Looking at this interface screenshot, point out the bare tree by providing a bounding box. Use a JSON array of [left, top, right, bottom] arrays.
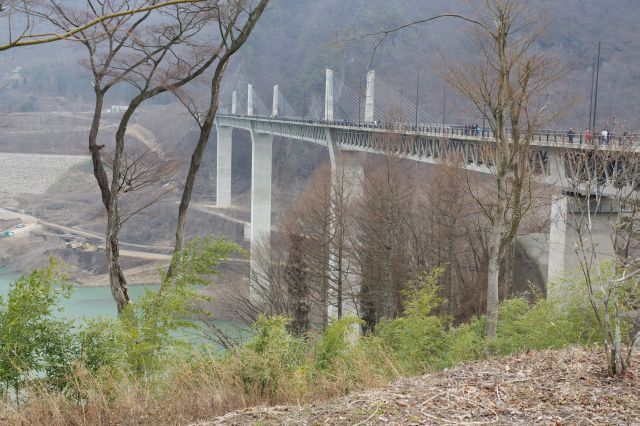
[[355, 143, 415, 328], [422, 157, 480, 320], [441, 0, 567, 339], [559, 140, 640, 377], [43, 0, 237, 312], [169, 0, 270, 274], [103, 146, 179, 224], [229, 162, 358, 333], [0, 0, 207, 51]]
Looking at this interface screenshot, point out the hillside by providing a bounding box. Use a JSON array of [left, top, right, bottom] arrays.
[[229, 0, 640, 130], [3, 1, 638, 130], [204, 347, 639, 425]]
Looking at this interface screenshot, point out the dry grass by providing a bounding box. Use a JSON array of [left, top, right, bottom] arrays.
[[1, 344, 392, 426], [6, 346, 637, 425], [203, 346, 640, 425]]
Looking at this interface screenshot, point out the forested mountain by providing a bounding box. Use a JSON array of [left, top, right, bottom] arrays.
[[229, 0, 640, 129], [1, 0, 638, 129]]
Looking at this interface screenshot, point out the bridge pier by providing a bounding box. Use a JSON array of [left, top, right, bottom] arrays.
[[249, 128, 273, 302], [327, 128, 364, 321], [547, 149, 568, 297], [364, 70, 375, 122], [338, 153, 364, 321], [215, 125, 233, 208], [547, 194, 568, 296]]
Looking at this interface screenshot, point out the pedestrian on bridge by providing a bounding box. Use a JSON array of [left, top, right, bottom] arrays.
[[568, 128, 575, 143], [585, 129, 592, 144]]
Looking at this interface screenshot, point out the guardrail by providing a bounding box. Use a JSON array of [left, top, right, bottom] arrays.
[[218, 113, 639, 147]]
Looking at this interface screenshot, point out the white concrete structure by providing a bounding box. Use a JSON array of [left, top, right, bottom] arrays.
[[247, 84, 254, 116], [215, 125, 233, 208], [231, 91, 237, 115], [272, 85, 279, 117], [364, 70, 375, 123], [324, 69, 334, 121], [214, 68, 639, 308], [547, 195, 568, 294], [249, 128, 273, 302]]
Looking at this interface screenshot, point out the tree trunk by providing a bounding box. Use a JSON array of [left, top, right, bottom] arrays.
[[382, 221, 394, 319], [88, 88, 111, 209], [169, 109, 216, 278], [107, 97, 143, 314], [485, 225, 501, 340], [88, 87, 130, 313], [106, 203, 129, 313], [505, 242, 515, 298]]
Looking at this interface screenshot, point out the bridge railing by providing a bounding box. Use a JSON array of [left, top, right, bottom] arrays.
[[218, 114, 639, 147]]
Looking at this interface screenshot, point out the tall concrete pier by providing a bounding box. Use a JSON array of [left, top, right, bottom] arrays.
[[249, 128, 273, 302], [215, 125, 232, 208]]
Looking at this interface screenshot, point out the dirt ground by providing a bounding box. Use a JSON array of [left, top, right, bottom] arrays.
[[202, 347, 639, 425]]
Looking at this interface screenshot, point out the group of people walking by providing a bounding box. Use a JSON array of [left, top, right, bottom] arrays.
[[463, 124, 482, 136], [566, 128, 625, 145]]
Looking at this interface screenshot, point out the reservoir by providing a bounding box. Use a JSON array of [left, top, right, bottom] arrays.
[[0, 266, 158, 319], [0, 266, 247, 345]]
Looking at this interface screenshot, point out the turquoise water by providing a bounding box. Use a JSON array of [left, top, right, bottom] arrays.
[[0, 267, 248, 346], [0, 266, 158, 319]]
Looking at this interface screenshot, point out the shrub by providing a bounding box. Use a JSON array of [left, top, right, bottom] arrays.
[[441, 317, 485, 366], [235, 316, 308, 400], [375, 269, 449, 373], [495, 296, 599, 355], [0, 260, 77, 397], [315, 316, 362, 371]]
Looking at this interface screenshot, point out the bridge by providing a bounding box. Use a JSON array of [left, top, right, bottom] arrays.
[[213, 69, 639, 314]]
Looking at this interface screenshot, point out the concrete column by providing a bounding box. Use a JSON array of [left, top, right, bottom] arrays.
[[215, 125, 233, 208], [249, 128, 273, 302], [547, 194, 568, 298], [548, 148, 566, 184], [340, 154, 364, 321], [326, 128, 364, 322], [272, 84, 279, 117], [231, 91, 237, 115], [247, 84, 254, 116], [364, 69, 375, 123], [324, 69, 334, 121]]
